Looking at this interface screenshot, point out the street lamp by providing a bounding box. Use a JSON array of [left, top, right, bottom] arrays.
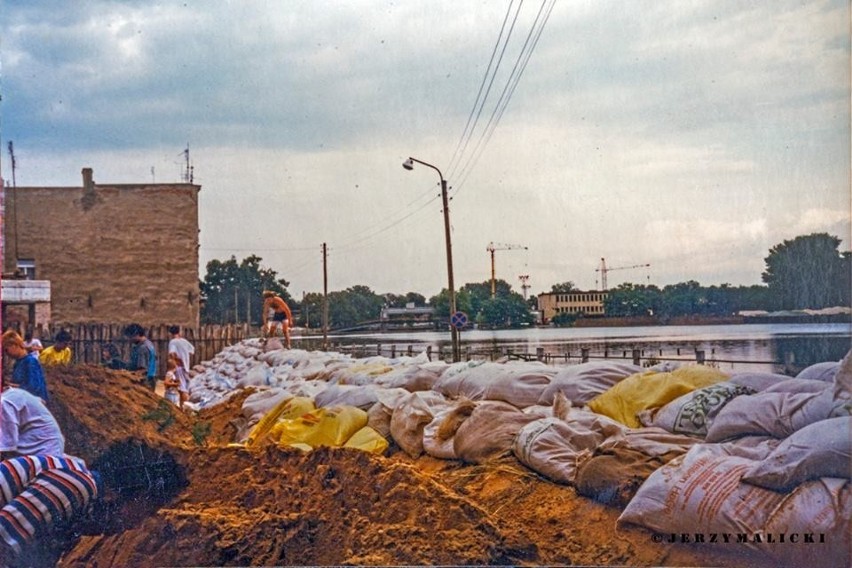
[[402, 156, 461, 362]]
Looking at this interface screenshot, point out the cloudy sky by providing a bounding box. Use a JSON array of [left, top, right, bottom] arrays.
[[2, 0, 849, 299]]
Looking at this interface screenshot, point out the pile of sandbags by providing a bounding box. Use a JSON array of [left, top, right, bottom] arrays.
[[190, 337, 851, 567]]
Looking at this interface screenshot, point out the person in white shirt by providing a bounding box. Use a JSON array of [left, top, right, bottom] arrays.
[[0, 385, 99, 560], [0, 385, 64, 458], [23, 332, 43, 354], [167, 325, 195, 370]]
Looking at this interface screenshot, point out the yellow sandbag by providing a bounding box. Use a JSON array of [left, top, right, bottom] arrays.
[[349, 363, 394, 377], [266, 399, 319, 439], [246, 396, 316, 447], [344, 426, 389, 455], [277, 405, 369, 448], [587, 365, 728, 428]]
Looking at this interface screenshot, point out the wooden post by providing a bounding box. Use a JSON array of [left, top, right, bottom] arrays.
[[784, 351, 796, 374], [407, 345, 413, 357], [426, 346, 432, 361], [377, 343, 382, 357], [581, 348, 590, 363], [391, 345, 396, 358], [695, 349, 706, 365], [632, 349, 641, 366], [536, 347, 544, 361]]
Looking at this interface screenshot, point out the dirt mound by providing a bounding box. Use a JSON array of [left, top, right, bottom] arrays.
[[46, 365, 197, 465], [63, 445, 523, 566], [27, 365, 751, 567]]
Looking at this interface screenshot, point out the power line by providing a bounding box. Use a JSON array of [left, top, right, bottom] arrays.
[[446, 0, 519, 177], [453, 0, 556, 195]]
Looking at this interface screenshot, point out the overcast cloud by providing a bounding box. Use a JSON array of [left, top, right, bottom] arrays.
[[1, 0, 849, 298]]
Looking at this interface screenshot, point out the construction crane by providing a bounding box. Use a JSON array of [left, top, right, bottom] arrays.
[[487, 242, 528, 297], [595, 258, 650, 291], [518, 274, 531, 301]]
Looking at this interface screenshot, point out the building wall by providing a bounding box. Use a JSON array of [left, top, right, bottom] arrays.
[[3, 169, 201, 327], [538, 291, 608, 322]]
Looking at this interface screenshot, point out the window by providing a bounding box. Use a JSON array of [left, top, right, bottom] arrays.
[[16, 259, 35, 280]]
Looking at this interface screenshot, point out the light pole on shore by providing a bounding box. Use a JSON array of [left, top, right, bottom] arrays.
[[402, 157, 461, 362]]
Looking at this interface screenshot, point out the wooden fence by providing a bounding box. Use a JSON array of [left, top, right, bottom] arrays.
[[12, 322, 250, 375]]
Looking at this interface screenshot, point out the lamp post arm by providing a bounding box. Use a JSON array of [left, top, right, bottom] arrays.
[[407, 157, 444, 183]]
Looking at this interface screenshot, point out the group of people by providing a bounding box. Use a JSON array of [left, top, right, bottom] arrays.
[[1, 330, 99, 561], [103, 324, 195, 409], [0, 324, 197, 559], [0, 294, 295, 559]]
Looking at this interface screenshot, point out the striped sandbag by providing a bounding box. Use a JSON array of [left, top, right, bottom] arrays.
[[0, 455, 98, 555]]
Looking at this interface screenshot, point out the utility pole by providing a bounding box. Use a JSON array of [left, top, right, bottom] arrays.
[[322, 242, 329, 350], [234, 286, 239, 324], [7, 141, 18, 264]]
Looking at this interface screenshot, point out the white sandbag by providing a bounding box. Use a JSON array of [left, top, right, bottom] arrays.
[[618, 445, 851, 567], [764, 378, 831, 394], [365, 388, 412, 439], [314, 383, 380, 410], [705, 386, 836, 442], [374, 365, 442, 392], [513, 411, 626, 484], [281, 379, 328, 400], [389, 391, 450, 458], [422, 402, 475, 460], [712, 435, 782, 461], [646, 381, 756, 436], [454, 401, 540, 464], [434, 362, 556, 408], [367, 402, 393, 439], [603, 426, 701, 458], [796, 361, 840, 383], [742, 416, 852, 491], [834, 350, 851, 414], [728, 371, 791, 392], [236, 363, 273, 388], [241, 388, 292, 420], [537, 361, 643, 405], [482, 366, 556, 408]]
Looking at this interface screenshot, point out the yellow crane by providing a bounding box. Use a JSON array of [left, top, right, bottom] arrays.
[[595, 258, 650, 291], [487, 242, 528, 297]]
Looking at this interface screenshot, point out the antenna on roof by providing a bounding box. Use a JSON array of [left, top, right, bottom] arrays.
[[182, 144, 193, 183]]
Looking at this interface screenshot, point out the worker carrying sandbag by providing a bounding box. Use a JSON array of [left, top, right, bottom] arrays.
[[262, 290, 293, 349]]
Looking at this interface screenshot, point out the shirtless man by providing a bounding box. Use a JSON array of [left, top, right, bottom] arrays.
[[262, 290, 293, 348]]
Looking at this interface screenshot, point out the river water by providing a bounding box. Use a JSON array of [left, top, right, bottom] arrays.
[[304, 323, 851, 374]]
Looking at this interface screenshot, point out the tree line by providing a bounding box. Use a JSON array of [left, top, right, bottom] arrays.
[[200, 233, 850, 329]]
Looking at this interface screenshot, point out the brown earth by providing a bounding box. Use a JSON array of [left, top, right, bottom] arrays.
[[18, 364, 766, 567]]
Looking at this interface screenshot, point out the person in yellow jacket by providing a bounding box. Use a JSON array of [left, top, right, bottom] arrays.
[[38, 330, 72, 366]]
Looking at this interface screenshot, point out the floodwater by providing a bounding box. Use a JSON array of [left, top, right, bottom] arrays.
[[302, 323, 851, 374]]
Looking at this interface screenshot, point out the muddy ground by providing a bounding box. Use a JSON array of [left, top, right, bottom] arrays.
[[16, 364, 767, 567]]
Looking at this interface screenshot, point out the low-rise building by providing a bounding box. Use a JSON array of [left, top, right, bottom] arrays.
[[2, 167, 201, 328], [537, 290, 608, 323]]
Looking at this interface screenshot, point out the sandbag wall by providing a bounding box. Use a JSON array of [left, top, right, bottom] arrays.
[[186, 339, 851, 565]]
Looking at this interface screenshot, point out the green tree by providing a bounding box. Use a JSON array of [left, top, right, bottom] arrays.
[[429, 288, 473, 327], [382, 292, 427, 308], [550, 281, 578, 293], [477, 294, 535, 327], [327, 285, 384, 329], [603, 283, 662, 317], [551, 311, 579, 327], [300, 292, 324, 328], [762, 233, 850, 309], [200, 255, 292, 324], [430, 280, 532, 328]]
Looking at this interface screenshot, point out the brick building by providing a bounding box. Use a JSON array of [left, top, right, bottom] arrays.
[[2, 168, 201, 328], [537, 290, 608, 323]]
